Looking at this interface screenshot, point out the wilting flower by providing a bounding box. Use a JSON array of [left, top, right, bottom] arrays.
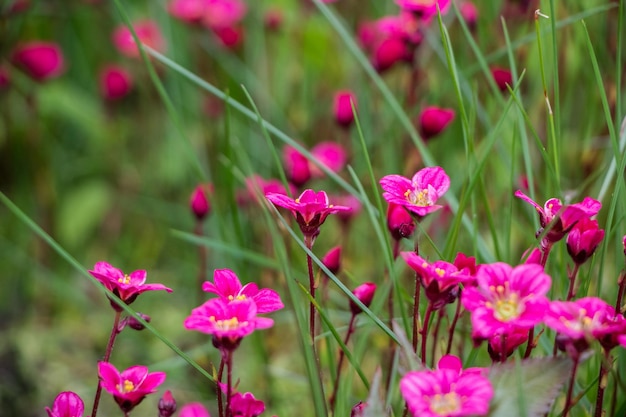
[[99, 65, 133, 101], [112, 20, 166, 58], [491, 67, 512, 91], [310, 141, 347, 178], [350, 282, 377, 315], [566, 218, 604, 265], [89, 261, 172, 310], [333, 90, 358, 128], [202, 269, 284, 314], [419, 106, 455, 140], [322, 246, 342, 275], [158, 390, 177, 417], [461, 262, 551, 339], [283, 145, 311, 186], [45, 391, 84, 417], [265, 189, 352, 241], [98, 362, 166, 413], [380, 166, 450, 217], [184, 298, 273, 350], [402, 253, 473, 308], [514, 190, 601, 243], [11, 41, 64, 81], [190, 184, 213, 221], [179, 403, 210, 417], [400, 355, 493, 417]]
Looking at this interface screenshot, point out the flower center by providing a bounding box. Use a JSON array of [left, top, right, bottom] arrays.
[[117, 379, 135, 393], [228, 294, 247, 302], [210, 316, 247, 331], [486, 284, 522, 322], [405, 188, 431, 207], [429, 392, 461, 415], [118, 274, 131, 285], [434, 267, 446, 277]]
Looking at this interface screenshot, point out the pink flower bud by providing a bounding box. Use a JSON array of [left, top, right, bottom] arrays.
[[418, 106, 455, 140], [350, 282, 377, 315], [190, 184, 212, 221], [460, 2, 478, 30], [99, 65, 133, 101], [373, 37, 411, 73], [322, 246, 341, 275], [213, 26, 244, 49], [127, 313, 151, 331], [11, 41, 64, 81], [387, 203, 415, 241], [491, 67, 512, 92], [566, 218, 604, 265], [333, 90, 357, 128], [158, 390, 177, 417]]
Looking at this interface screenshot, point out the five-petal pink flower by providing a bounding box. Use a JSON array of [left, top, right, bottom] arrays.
[[98, 362, 166, 413], [380, 166, 450, 217]]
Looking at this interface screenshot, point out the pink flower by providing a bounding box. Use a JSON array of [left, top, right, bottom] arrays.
[[419, 106, 455, 140], [333, 90, 357, 127], [168, 0, 207, 24], [322, 246, 342, 275], [566, 218, 604, 265], [190, 184, 213, 221], [202, 269, 284, 314], [487, 327, 528, 362], [387, 203, 416, 241], [112, 20, 166, 58], [45, 392, 84, 417], [491, 67, 512, 92], [350, 282, 377, 315], [402, 253, 473, 308], [514, 190, 601, 243], [461, 262, 551, 339], [373, 37, 412, 73], [400, 355, 493, 417], [460, 2, 478, 30], [283, 145, 311, 186], [240, 175, 295, 206], [203, 0, 247, 30], [265, 189, 352, 239], [98, 362, 166, 413], [89, 261, 172, 310], [332, 194, 362, 224], [184, 298, 273, 350], [99, 65, 133, 101], [230, 391, 265, 417], [380, 166, 450, 217], [11, 41, 64, 81], [179, 403, 210, 417], [310, 141, 347, 178], [212, 26, 244, 49], [395, 0, 451, 23]]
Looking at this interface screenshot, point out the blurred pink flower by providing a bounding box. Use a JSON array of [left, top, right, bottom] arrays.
[[419, 106, 455, 140], [460, 1, 478, 29], [213, 25, 244, 48], [332, 193, 362, 224], [400, 354, 493, 417], [168, 0, 207, 24], [310, 141, 347, 177], [395, 0, 451, 23], [373, 37, 412, 73], [380, 166, 450, 217], [99, 65, 133, 101], [566, 218, 604, 265], [112, 20, 166, 58], [11, 41, 64, 81], [350, 282, 377, 315], [264, 8, 284, 31], [461, 262, 551, 339], [45, 391, 84, 417], [283, 145, 311, 186], [203, 0, 247, 29], [241, 175, 295, 205], [89, 261, 172, 310], [333, 90, 357, 128], [98, 362, 166, 413], [202, 268, 284, 314], [190, 183, 213, 221], [491, 66, 512, 91], [358, 14, 419, 73], [179, 403, 211, 417], [265, 189, 352, 239], [322, 246, 342, 275]]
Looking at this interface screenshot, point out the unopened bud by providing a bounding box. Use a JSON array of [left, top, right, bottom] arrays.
[[387, 203, 415, 241], [322, 246, 341, 275], [350, 282, 376, 315], [190, 184, 212, 221], [158, 390, 177, 417]]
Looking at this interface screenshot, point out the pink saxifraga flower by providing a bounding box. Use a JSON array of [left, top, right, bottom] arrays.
[[265, 189, 352, 240], [322, 246, 342, 275], [309, 141, 347, 178], [11, 41, 64, 81], [179, 402, 210, 417], [566, 218, 604, 265], [202, 268, 284, 314], [400, 354, 493, 417], [333, 90, 358, 128], [395, 0, 451, 23], [283, 145, 311, 186], [350, 282, 377, 315], [461, 262, 551, 339], [380, 166, 450, 217], [112, 20, 166, 58], [99, 65, 133, 101], [98, 362, 166, 413], [419, 106, 455, 140], [89, 261, 172, 310], [45, 391, 85, 417], [491, 66, 512, 92]]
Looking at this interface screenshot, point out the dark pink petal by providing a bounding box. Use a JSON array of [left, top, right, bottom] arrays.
[[47, 391, 84, 417], [509, 263, 551, 296], [514, 190, 542, 212], [210, 268, 243, 297], [250, 288, 284, 314], [128, 269, 148, 285], [98, 361, 122, 395]]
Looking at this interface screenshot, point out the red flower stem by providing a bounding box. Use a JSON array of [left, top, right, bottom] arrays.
[[412, 274, 422, 352], [217, 356, 225, 417], [500, 334, 507, 363], [445, 298, 462, 355], [430, 310, 444, 367], [562, 355, 580, 416], [91, 310, 122, 417], [329, 313, 356, 412], [566, 263, 581, 301], [420, 303, 434, 365], [615, 272, 626, 315], [226, 350, 233, 417], [523, 327, 535, 359], [594, 349, 611, 417], [540, 241, 552, 267], [194, 221, 207, 307]]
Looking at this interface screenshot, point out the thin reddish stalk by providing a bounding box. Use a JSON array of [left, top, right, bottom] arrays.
[[412, 275, 421, 352], [594, 349, 611, 417], [226, 351, 233, 417], [523, 328, 535, 359], [566, 263, 581, 301], [329, 313, 356, 412], [615, 272, 626, 316], [430, 309, 444, 367], [91, 310, 122, 417], [445, 298, 462, 355], [217, 356, 225, 417], [420, 303, 434, 365], [562, 355, 580, 416]]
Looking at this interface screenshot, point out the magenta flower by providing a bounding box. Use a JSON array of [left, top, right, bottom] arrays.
[[333, 90, 358, 128], [310, 141, 347, 178], [491, 66, 512, 92], [179, 403, 210, 417], [265, 189, 352, 240], [387, 202, 416, 241], [350, 282, 377, 315], [89, 262, 172, 310], [460, 1, 478, 30], [566, 218, 604, 265], [202, 268, 284, 314], [487, 327, 528, 362], [202, 0, 247, 30], [112, 20, 166, 58], [98, 362, 166, 413], [400, 355, 493, 417], [168, 0, 207, 24], [402, 253, 473, 308], [282, 145, 311, 186], [230, 391, 265, 417], [514, 190, 601, 243], [184, 298, 273, 350], [322, 246, 342, 275], [419, 106, 455, 140], [11, 41, 64, 81], [380, 166, 450, 217], [395, 0, 451, 23], [190, 183, 213, 221], [461, 262, 551, 339], [373, 37, 412, 72], [99, 65, 133, 101], [45, 392, 84, 417]]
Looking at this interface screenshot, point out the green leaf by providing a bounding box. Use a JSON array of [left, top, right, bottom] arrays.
[[487, 357, 573, 417]]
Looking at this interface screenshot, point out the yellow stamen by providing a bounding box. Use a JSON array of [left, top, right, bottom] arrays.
[[429, 392, 461, 415], [118, 274, 131, 285], [117, 380, 135, 393]]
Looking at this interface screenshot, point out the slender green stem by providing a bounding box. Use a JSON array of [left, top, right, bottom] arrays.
[[91, 310, 122, 417]]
